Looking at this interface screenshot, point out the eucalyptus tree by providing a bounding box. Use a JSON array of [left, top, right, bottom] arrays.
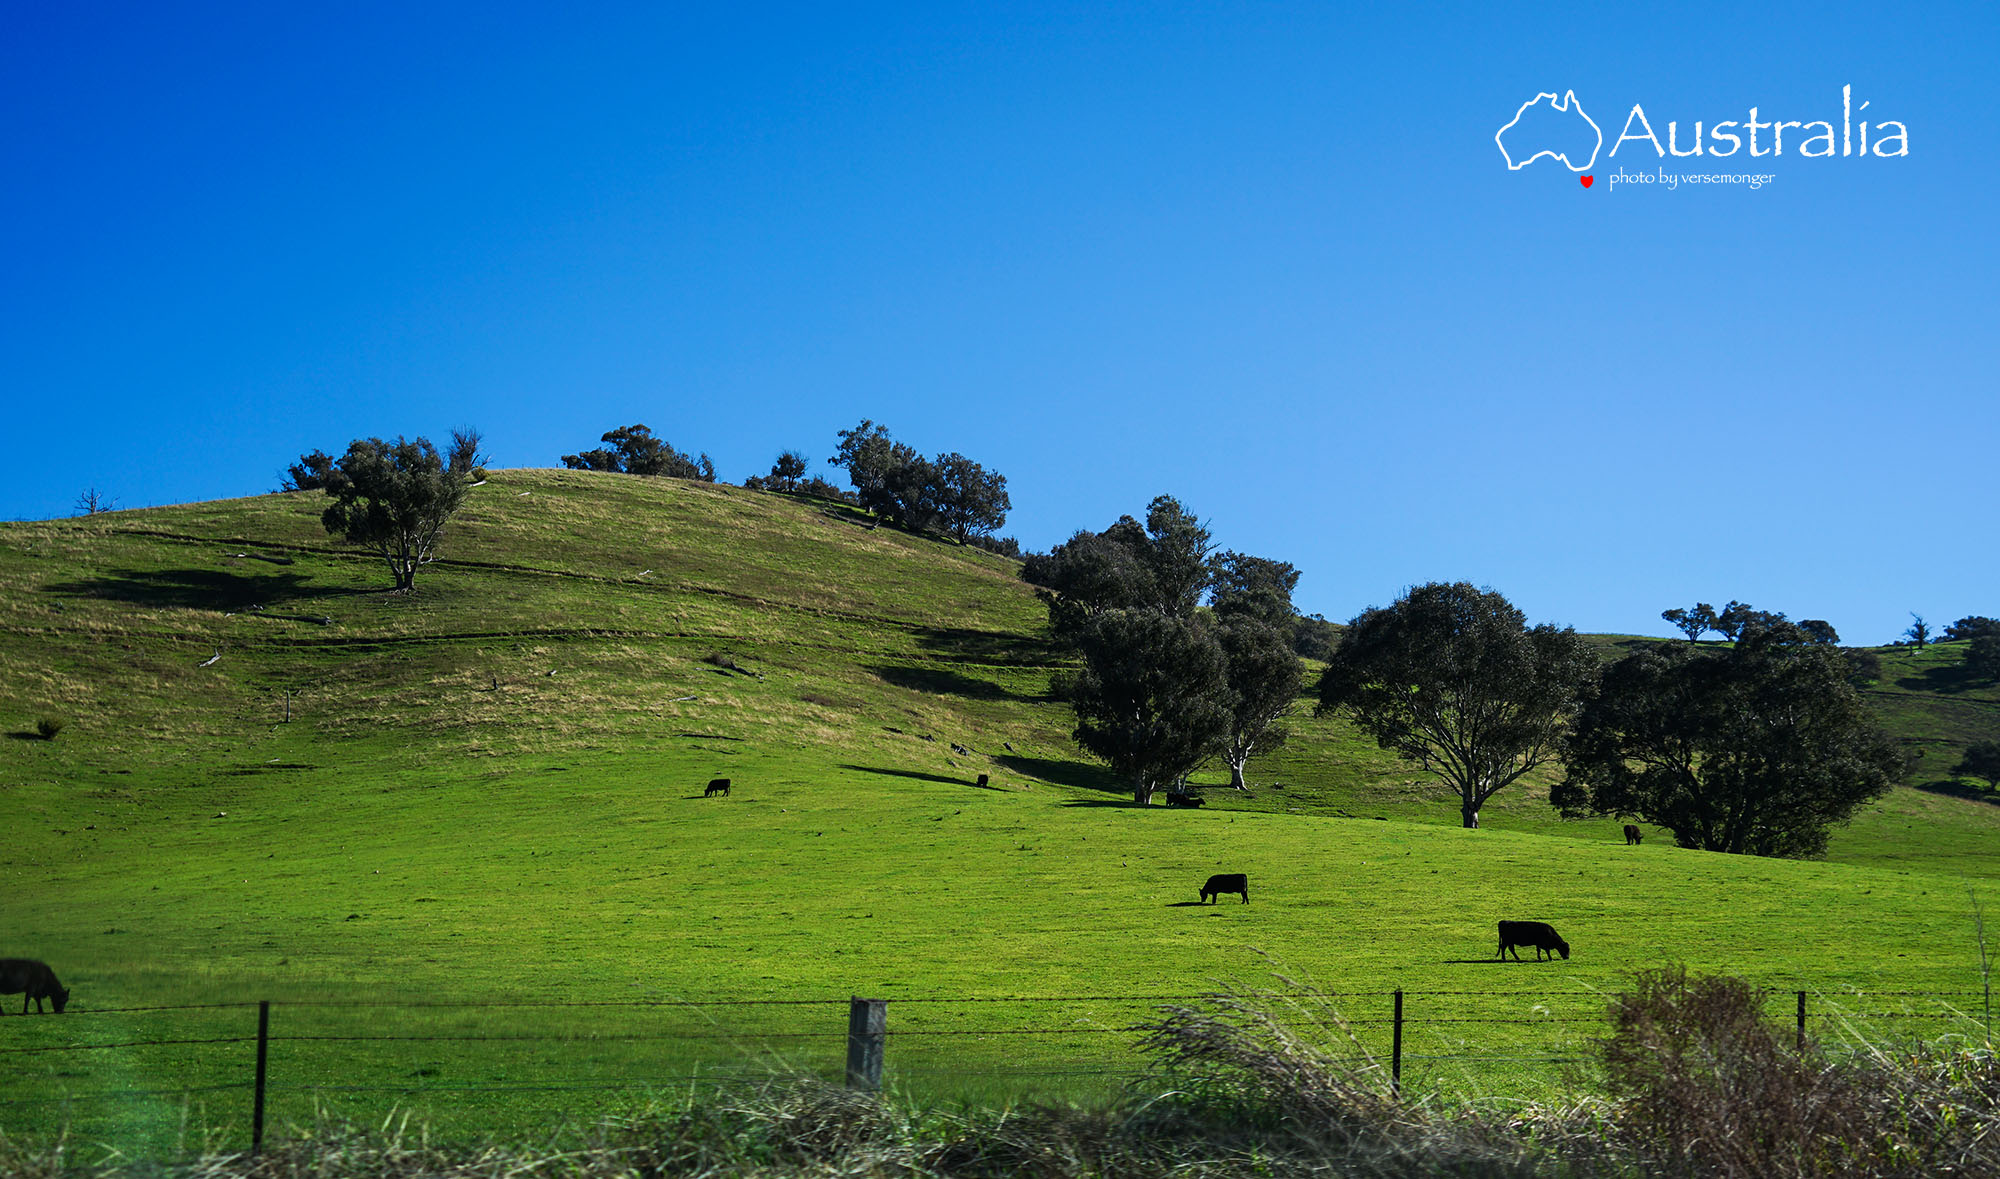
[[1318, 581, 1596, 828]]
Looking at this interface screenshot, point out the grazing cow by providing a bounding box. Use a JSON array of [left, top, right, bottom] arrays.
[[1200, 873, 1249, 904], [704, 778, 731, 797], [1623, 824, 1642, 845], [976, 773, 989, 788], [1497, 921, 1570, 961], [0, 959, 70, 1014], [1166, 793, 1206, 808]]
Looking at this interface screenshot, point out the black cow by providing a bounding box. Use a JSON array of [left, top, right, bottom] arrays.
[[704, 778, 731, 797], [1497, 921, 1569, 961], [0, 959, 70, 1014], [1200, 873, 1249, 904], [1623, 824, 1642, 845], [976, 773, 990, 788], [1165, 793, 1206, 808]]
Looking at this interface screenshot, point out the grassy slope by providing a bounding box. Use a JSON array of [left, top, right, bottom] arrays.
[[2, 470, 1998, 1147]]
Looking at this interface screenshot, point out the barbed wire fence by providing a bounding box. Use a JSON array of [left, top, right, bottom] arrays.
[[1, 988, 1992, 1154]]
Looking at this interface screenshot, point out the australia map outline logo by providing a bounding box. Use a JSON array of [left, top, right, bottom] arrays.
[[1495, 90, 1602, 172]]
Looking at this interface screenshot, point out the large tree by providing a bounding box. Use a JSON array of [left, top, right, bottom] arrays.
[[320, 436, 473, 592], [1661, 603, 1716, 644], [1030, 497, 1253, 803], [1210, 551, 1306, 790], [1554, 622, 1899, 857], [1062, 609, 1231, 805], [1316, 581, 1596, 828], [1214, 615, 1302, 790]]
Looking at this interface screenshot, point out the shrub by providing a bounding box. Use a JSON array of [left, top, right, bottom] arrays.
[[1597, 964, 2000, 1178], [966, 533, 1022, 558], [1945, 616, 2000, 642], [33, 717, 64, 740]]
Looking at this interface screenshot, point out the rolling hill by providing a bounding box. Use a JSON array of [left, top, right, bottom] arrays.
[[2, 469, 1997, 1148]]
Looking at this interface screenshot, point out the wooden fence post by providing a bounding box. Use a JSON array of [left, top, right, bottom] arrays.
[[1391, 989, 1404, 1095], [252, 1000, 270, 1154], [846, 997, 887, 1090], [1796, 991, 1807, 1052]]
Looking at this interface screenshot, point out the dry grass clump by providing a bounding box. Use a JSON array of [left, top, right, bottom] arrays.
[[1133, 980, 1542, 1178], [1593, 963, 2000, 1178]]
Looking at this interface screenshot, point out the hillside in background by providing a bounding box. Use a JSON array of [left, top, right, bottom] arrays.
[[2, 468, 1995, 864]]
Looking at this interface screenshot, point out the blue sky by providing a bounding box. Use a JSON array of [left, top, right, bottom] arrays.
[[4, 3, 1992, 643]]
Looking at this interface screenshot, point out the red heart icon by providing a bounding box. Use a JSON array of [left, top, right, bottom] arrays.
[[1581, 175, 1594, 188]]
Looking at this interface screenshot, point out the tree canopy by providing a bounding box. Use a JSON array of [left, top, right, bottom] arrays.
[[1021, 495, 1213, 634], [1316, 581, 1595, 828], [319, 436, 473, 592], [1208, 551, 1305, 790], [1026, 497, 1299, 802], [1554, 621, 1900, 857], [1060, 609, 1232, 804], [282, 449, 342, 493], [1661, 603, 1716, 644], [828, 420, 1009, 541], [563, 424, 715, 481], [1945, 616, 2000, 642]]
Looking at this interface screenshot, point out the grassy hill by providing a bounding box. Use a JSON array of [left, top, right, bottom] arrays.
[[3, 470, 1998, 1152]]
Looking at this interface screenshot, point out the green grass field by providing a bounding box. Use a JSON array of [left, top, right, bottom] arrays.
[[3, 470, 1998, 1157]]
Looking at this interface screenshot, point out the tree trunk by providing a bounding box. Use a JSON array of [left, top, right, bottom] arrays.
[[1133, 773, 1154, 806], [1461, 802, 1480, 829], [1227, 758, 1247, 791]]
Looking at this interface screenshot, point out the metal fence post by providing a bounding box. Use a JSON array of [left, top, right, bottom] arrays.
[[252, 1000, 270, 1154], [846, 997, 887, 1090], [1391, 989, 1404, 1095]]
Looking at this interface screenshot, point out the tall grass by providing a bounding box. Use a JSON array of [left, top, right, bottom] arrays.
[[19, 968, 1997, 1178]]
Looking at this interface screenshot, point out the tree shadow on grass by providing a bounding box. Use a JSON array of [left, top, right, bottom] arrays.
[[870, 663, 1049, 703], [1895, 661, 1992, 695], [1912, 778, 2000, 806], [993, 754, 1125, 796], [838, 765, 1006, 790], [45, 567, 362, 613], [911, 626, 1063, 666], [1442, 959, 1520, 966]]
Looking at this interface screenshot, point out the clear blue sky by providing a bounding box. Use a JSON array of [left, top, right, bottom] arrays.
[[5, 2, 1993, 644]]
